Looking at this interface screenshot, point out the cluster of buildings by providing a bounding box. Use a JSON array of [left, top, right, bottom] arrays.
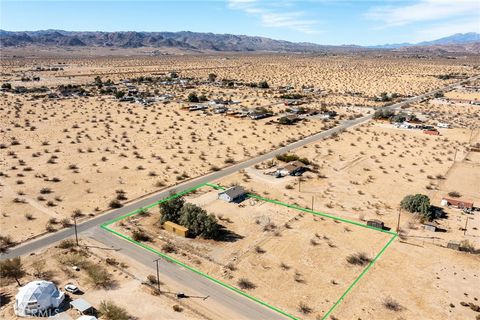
[[14, 280, 96, 319]]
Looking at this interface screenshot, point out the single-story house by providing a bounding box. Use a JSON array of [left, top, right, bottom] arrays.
[[218, 186, 246, 203], [276, 161, 306, 177], [441, 197, 474, 209]]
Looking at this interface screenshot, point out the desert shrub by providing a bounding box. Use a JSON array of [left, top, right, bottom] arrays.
[[86, 265, 114, 288], [172, 305, 183, 312], [132, 229, 151, 242], [162, 243, 176, 253], [298, 302, 313, 314], [0, 257, 25, 285], [0, 235, 14, 253], [147, 274, 158, 285], [237, 278, 256, 290], [109, 199, 123, 208], [373, 108, 395, 120], [58, 239, 76, 249], [346, 252, 371, 266], [447, 191, 461, 198], [98, 300, 129, 320], [383, 296, 403, 311]]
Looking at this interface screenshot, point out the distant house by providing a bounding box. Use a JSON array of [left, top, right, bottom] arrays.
[[189, 105, 208, 111], [213, 105, 228, 114], [249, 112, 272, 120], [441, 197, 474, 209], [218, 186, 246, 202], [436, 122, 450, 129], [276, 160, 306, 177]]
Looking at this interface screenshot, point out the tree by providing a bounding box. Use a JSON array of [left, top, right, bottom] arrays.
[[115, 90, 126, 99], [208, 73, 217, 82], [0, 257, 25, 286], [373, 108, 395, 120], [258, 81, 269, 89], [159, 196, 185, 224], [179, 203, 219, 239], [1, 82, 12, 90], [187, 92, 199, 103], [400, 194, 432, 219]]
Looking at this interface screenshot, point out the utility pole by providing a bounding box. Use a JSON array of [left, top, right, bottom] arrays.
[[464, 217, 470, 236], [298, 177, 301, 192], [154, 258, 161, 293], [453, 148, 458, 162], [73, 216, 79, 246], [311, 196, 314, 211], [396, 208, 401, 233]]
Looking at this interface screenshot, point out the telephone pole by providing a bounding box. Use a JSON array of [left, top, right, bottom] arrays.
[[396, 208, 401, 233], [311, 196, 314, 211], [464, 217, 470, 236], [154, 258, 161, 292], [73, 216, 79, 246]]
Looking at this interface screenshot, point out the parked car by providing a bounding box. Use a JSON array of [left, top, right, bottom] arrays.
[[65, 284, 80, 294]]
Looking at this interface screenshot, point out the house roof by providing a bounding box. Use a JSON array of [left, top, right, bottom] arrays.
[[70, 298, 93, 313], [219, 186, 245, 199], [282, 160, 305, 172]]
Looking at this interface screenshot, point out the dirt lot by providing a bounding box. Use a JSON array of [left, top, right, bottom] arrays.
[[113, 185, 393, 320]]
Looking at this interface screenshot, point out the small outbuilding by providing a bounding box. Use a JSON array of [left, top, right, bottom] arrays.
[[218, 186, 246, 203], [14, 280, 65, 317], [423, 222, 439, 232], [367, 219, 385, 229], [163, 221, 189, 237], [70, 298, 94, 316]]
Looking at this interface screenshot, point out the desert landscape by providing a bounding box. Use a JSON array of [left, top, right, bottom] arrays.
[[1, 23, 480, 320]]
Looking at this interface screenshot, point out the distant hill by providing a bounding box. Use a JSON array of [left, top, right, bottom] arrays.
[[0, 30, 478, 54], [0, 30, 351, 53], [369, 32, 480, 49]]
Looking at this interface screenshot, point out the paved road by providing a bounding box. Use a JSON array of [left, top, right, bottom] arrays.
[[2, 75, 478, 319], [85, 227, 287, 320]]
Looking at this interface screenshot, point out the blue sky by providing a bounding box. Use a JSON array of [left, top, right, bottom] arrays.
[[1, 0, 479, 46]]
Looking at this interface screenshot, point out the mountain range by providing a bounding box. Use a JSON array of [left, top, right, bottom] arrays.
[[1, 30, 479, 54]]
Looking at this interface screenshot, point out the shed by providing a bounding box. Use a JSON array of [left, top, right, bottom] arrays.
[[442, 197, 474, 209], [423, 222, 439, 232], [218, 186, 246, 202], [447, 241, 460, 250], [367, 219, 384, 229], [163, 221, 189, 237], [70, 298, 94, 315]]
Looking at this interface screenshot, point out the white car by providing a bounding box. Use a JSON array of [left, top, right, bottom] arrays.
[[64, 284, 80, 294]]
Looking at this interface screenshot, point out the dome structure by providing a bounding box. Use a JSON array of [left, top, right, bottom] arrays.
[[14, 280, 65, 317]]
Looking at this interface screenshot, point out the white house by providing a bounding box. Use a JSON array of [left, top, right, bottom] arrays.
[[218, 186, 246, 202], [14, 280, 65, 317]]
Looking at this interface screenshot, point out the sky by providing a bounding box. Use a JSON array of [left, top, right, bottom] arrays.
[[0, 0, 479, 46]]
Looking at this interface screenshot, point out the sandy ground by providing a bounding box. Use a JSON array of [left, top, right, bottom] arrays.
[[113, 186, 392, 320], [1, 53, 480, 320]]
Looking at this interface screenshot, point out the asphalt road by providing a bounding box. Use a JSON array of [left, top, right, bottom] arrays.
[[2, 75, 478, 319]]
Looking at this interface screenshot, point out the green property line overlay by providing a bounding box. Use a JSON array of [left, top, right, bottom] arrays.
[[101, 182, 397, 320]]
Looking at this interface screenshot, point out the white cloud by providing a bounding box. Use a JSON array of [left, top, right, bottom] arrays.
[[366, 0, 480, 28], [228, 0, 320, 34]]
